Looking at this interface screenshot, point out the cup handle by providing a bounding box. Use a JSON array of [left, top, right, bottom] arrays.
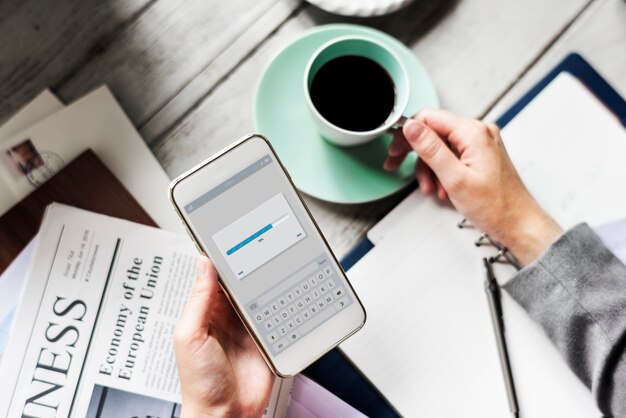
[[390, 115, 408, 132]]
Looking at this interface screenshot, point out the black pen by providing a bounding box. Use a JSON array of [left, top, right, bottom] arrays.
[[483, 258, 520, 418]]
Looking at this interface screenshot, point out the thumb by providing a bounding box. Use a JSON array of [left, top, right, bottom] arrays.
[[176, 256, 219, 340], [403, 119, 465, 190]]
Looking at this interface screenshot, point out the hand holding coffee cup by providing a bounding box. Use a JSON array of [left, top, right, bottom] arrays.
[[304, 35, 410, 147]]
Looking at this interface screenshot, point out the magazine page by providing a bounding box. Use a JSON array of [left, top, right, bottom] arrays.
[[0, 89, 64, 215], [0, 204, 291, 417]]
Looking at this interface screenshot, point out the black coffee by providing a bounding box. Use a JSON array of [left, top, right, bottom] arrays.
[[310, 55, 395, 132]]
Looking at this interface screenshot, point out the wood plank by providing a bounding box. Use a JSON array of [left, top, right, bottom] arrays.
[[0, 0, 26, 24], [486, 0, 625, 121], [410, 0, 594, 117], [154, 0, 591, 257], [56, 0, 299, 130], [142, 0, 457, 146], [0, 0, 152, 123], [139, 0, 304, 144]]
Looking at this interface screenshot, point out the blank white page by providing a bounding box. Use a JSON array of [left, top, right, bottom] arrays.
[[341, 195, 511, 416], [504, 72, 626, 228], [340, 71, 626, 416]]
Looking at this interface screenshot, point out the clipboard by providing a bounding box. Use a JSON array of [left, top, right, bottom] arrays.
[[303, 53, 626, 417]]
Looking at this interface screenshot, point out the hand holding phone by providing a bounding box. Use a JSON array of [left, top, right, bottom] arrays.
[[169, 134, 366, 376], [174, 256, 275, 417]]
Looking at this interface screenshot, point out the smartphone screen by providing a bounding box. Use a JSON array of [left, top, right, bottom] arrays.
[[170, 135, 365, 376]]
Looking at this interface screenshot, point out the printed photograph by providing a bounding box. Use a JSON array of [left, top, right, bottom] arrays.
[[1, 139, 44, 180], [86, 385, 181, 418]]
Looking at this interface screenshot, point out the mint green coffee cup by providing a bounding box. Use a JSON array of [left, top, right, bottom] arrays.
[[304, 35, 410, 147]]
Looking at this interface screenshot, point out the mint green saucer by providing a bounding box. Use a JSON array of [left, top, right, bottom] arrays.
[[254, 24, 439, 204]]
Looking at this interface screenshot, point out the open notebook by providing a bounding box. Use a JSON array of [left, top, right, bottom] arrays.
[[339, 70, 626, 416]]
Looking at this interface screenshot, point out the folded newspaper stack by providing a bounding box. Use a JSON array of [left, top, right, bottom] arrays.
[[1, 203, 201, 417], [0, 89, 366, 418]]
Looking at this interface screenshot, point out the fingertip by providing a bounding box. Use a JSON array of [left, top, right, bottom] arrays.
[[403, 119, 425, 142], [388, 142, 403, 157], [178, 257, 217, 339], [485, 122, 500, 134], [383, 152, 409, 172], [415, 161, 435, 196], [388, 130, 409, 157], [416, 173, 433, 196], [383, 158, 395, 172], [196, 256, 210, 277]]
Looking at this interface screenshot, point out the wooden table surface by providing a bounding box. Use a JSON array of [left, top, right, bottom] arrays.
[[1, 0, 624, 258]]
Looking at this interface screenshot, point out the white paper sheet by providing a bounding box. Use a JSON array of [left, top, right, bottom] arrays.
[[0, 90, 63, 140], [341, 72, 626, 416], [0, 90, 64, 215], [503, 72, 626, 229], [0, 87, 182, 232], [341, 196, 512, 416], [0, 239, 36, 360]]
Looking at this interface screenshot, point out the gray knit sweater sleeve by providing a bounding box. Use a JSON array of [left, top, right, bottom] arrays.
[[502, 223, 626, 417]]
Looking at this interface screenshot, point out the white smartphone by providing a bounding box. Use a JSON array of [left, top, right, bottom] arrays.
[[169, 134, 366, 377]]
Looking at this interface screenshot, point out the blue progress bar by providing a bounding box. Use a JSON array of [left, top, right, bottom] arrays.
[[226, 224, 273, 255]]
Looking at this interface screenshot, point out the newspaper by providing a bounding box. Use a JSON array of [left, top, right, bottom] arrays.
[[0, 204, 291, 417]]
